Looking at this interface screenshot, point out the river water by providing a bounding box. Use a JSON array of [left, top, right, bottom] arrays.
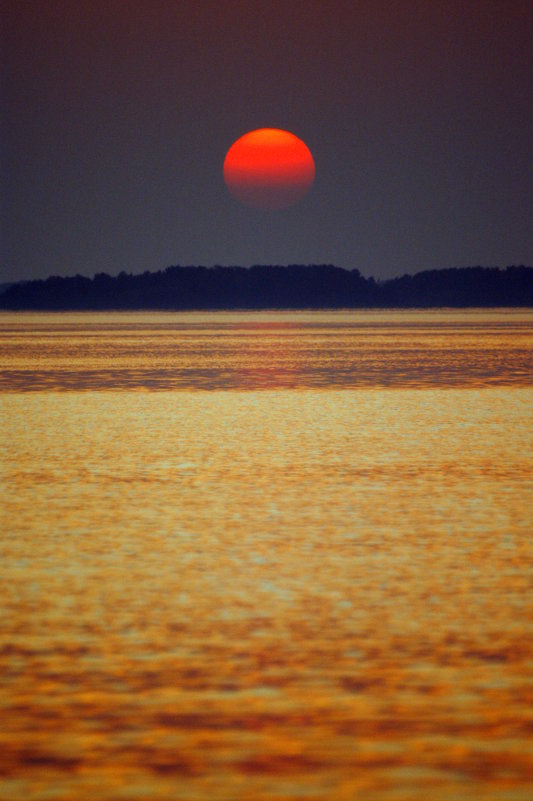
[[1, 310, 532, 800]]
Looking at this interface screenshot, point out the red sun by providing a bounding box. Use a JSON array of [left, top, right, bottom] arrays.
[[223, 128, 315, 210]]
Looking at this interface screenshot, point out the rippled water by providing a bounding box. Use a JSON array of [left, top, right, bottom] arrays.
[[1, 309, 531, 391], [1, 310, 532, 801]]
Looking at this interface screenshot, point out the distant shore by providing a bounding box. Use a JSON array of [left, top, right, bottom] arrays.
[[1, 265, 531, 310]]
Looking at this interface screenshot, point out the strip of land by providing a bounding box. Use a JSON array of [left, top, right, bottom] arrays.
[[1, 265, 531, 309]]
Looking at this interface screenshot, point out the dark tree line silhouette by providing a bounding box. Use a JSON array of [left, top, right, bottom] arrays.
[[0, 265, 531, 310]]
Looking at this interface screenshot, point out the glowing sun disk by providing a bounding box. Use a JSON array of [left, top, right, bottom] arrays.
[[223, 128, 315, 209]]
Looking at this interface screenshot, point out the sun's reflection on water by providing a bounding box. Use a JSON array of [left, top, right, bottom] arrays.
[[1, 311, 532, 800]]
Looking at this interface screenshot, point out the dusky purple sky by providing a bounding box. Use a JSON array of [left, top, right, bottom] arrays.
[[3, 0, 532, 282]]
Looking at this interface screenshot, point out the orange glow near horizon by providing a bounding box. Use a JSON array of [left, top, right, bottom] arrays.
[[223, 128, 315, 209]]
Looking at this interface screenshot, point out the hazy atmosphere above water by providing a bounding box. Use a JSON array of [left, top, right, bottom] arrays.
[[3, 1, 532, 283]]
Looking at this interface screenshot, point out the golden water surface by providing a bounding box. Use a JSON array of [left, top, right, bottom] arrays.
[[1, 311, 532, 801]]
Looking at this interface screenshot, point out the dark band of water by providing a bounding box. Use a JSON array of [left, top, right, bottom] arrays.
[[1, 310, 531, 391]]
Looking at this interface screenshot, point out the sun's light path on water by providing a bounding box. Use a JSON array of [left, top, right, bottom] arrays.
[[1, 310, 532, 800]]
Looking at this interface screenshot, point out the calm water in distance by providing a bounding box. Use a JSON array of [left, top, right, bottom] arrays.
[[1, 310, 532, 801]]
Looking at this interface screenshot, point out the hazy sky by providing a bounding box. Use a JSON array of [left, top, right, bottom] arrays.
[[3, 0, 532, 282]]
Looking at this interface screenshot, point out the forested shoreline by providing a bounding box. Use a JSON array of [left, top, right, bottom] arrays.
[[1, 265, 531, 309]]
